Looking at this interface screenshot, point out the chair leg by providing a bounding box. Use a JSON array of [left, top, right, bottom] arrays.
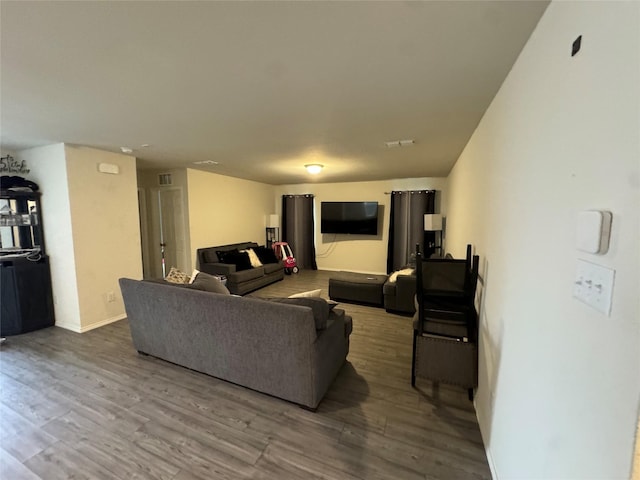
[[411, 330, 417, 387]]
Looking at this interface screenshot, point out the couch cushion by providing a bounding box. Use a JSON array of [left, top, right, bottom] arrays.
[[263, 262, 283, 275], [228, 266, 264, 283], [188, 272, 230, 295], [202, 249, 219, 264], [254, 246, 279, 264], [269, 297, 330, 330]]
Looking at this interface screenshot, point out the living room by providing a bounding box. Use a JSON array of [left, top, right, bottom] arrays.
[[1, 1, 638, 479]]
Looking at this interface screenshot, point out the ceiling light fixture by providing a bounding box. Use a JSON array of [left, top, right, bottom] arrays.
[[193, 160, 219, 165], [120, 147, 133, 154], [305, 164, 324, 174]]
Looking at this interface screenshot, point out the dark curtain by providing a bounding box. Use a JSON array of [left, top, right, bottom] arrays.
[[282, 194, 317, 270], [386, 190, 435, 273]]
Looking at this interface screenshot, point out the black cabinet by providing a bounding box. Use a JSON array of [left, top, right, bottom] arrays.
[[1, 256, 55, 335], [1, 186, 55, 335]]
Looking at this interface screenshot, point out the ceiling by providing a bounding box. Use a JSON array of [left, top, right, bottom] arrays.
[[1, 1, 548, 185]]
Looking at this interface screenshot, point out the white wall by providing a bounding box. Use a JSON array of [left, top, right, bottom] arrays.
[[444, 2, 640, 478], [275, 177, 446, 274], [65, 145, 142, 331], [186, 169, 276, 268], [19, 144, 82, 331]]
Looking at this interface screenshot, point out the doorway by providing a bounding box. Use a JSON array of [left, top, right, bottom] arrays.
[[145, 187, 188, 279]]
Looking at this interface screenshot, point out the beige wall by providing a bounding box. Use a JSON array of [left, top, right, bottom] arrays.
[[17, 144, 142, 332], [187, 169, 276, 269], [634, 416, 640, 480], [19, 143, 82, 331], [275, 177, 446, 274], [444, 1, 639, 478], [65, 145, 142, 331]]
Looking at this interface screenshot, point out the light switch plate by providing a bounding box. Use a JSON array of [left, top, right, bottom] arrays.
[[573, 259, 615, 315]]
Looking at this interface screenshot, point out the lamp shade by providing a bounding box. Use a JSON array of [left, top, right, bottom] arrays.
[[267, 214, 280, 228], [424, 214, 443, 231]]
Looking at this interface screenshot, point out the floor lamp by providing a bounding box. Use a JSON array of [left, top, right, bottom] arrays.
[[424, 214, 443, 256]]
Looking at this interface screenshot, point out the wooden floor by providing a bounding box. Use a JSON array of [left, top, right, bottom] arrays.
[[0, 270, 491, 480]]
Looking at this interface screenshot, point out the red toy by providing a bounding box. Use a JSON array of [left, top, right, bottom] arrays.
[[272, 241, 299, 274]]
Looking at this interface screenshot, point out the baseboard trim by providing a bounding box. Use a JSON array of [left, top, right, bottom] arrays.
[[475, 404, 498, 480], [54, 321, 82, 333], [485, 445, 498, 479], [80, 314, 127, 333], [55, 314, 126, 334]]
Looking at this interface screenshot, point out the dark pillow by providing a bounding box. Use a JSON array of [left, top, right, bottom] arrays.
[[269, 297, 330, 330], [216, 249, 238, 264], [223, 251, 252, 271], [187, 272, 230, 295], [254, 246, 279, 264]]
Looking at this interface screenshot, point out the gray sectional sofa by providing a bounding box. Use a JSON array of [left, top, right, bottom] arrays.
[[119, 278, 352, 409], [196, 242, 283, 295]]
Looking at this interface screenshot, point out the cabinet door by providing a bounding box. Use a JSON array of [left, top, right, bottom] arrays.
[[0, 264, 21, 335], [0, 258, 54, 335], [17, 258, 54, 332]]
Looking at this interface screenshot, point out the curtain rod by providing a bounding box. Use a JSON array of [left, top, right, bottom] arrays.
[[383, 189, 437, 194]]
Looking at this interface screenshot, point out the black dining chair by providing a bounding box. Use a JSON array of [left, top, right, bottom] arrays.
[[411, 244, 479, 400]]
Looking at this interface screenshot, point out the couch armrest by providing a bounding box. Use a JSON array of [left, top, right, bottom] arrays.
[[394, 274, 417, 313], [200, 263, 236, 276]]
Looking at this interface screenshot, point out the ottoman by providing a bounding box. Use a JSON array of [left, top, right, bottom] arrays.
[[329, 272, 388, 307]]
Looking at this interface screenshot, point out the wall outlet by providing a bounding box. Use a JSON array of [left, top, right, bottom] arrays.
[[106, 291, 116, 303]]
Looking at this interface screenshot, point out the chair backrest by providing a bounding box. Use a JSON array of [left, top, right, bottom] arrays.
[[415, 243, 480, 336], [420, 259, 468, 294]]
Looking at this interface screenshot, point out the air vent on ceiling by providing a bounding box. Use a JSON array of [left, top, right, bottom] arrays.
[[158, 173, 172, 186]]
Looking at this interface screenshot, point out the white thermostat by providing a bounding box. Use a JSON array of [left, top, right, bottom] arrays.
[[576, 210, 612, 254]]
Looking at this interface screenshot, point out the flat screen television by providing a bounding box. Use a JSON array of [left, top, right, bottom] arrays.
[[320, 201, 379, 235]]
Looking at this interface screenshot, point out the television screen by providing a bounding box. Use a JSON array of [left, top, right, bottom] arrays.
[[320, 201, 379, 235]]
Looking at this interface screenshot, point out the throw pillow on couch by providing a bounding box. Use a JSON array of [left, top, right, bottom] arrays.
[[253, 246, 279, 264], [217, 250, 252, 271], [189, 272, 230, 295]]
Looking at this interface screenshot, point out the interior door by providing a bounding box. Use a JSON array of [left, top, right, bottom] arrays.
[[149, 187, 188, 278]]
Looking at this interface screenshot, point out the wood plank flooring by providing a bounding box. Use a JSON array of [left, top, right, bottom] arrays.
[[0, 270, 491, 479]]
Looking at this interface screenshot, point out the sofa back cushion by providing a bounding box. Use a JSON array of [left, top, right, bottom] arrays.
[[203, 250, 219, 264], [269, 297, 330, 330]]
